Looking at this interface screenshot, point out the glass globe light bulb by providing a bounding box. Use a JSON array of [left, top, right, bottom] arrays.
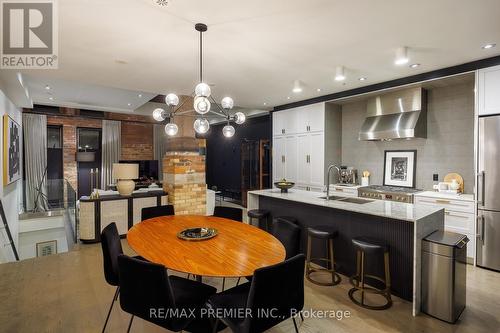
[[221, 97, 234, 110], [194, 96, 211, 114], [195, 82, 211, 97], [234, 111, 246, 125], [165, 93, 179, 106], [222, 124, 235, 138], [153, 108, 165, 121], [164, 123, 178, 136], [194, 118, 210, 134]]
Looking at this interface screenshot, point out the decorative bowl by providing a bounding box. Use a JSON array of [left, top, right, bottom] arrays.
[[177, 227, 218, 241], [274, 180, 295, 193]]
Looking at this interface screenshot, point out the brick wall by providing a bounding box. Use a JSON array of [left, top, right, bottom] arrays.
[[46, 111, 102, 190], [39, 108, 155, 190], [120, 122, 153, 160]]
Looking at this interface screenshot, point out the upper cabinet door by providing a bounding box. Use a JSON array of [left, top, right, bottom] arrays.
[[306, 103, 325, 132], [478, 65, 500, 116], [283, 108, 298, 134], [272, 111, 285, 136]]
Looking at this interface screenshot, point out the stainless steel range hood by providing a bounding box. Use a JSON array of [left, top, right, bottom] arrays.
[[358, 87, 427, 141]]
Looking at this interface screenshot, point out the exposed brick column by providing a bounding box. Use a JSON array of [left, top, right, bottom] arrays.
[[162, 136, 206, 215]]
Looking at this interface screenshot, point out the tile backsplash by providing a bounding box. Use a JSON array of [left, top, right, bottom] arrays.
[[341, 82, 474, 193]]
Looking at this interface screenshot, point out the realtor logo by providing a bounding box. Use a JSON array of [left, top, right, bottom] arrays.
[[1, 0, 58, 69]]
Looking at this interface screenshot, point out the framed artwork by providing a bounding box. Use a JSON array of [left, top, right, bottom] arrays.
[[36, 240, 58, 257], [3, 115, 21, 186], [383, 150, 417, 188]]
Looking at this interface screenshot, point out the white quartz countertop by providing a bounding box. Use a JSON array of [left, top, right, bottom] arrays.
[[414, 191, 475, 202], [248, 189, 443, 222]]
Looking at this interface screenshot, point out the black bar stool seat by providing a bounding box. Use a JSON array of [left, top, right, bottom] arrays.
[[247, 209, 270, 231], [305, 226, 341, 286], [348, 236, 392, 310]]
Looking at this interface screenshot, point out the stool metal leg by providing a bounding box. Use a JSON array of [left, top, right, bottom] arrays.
[[305, 235, 341, 286], [348, 249, 392, 310]]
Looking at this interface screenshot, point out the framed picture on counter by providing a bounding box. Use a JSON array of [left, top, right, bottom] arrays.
[[383, 150, 416, 188]]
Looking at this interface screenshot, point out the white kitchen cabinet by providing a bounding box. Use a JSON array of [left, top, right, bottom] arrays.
[[478, 65, 500, 116], [309, 132, 325, 187], [295, 132, 324, 188], [284, 135, 298, 182], [272, 111, 286, 136], [272, 136, 285, 181], [415, 192, 476, 260], [296, 134, 309, 185], [272, 102, 341, 191]]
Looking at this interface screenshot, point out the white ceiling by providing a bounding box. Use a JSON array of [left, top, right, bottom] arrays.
[[1, 0, 500, 111]]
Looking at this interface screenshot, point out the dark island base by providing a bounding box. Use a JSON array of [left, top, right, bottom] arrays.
[[259, 196, 414, 301]]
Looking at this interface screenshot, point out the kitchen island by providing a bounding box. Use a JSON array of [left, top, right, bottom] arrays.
[[248, 189, 445, 315]]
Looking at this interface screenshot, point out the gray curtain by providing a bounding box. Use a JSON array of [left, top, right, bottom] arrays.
[[101, 120, 121, 189], [23, 113, 48, 212], [153, 124, 168, 181]]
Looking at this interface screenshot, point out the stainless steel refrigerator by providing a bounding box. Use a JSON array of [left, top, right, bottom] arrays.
[[477, 115, 500, 271]]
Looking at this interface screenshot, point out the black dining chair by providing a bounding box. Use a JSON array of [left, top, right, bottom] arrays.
[[117, 254, 217, 333], [241, 219, 302, 286], [271, 219, 301, 259], [100, 223, 134, 332], [208, 254, 306, 333], [213, 206, 243, 222], [212, 206, 243, 290], [141, 205, 175, 221]]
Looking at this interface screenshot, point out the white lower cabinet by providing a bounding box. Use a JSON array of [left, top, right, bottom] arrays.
[[415, 193, 475, 260]]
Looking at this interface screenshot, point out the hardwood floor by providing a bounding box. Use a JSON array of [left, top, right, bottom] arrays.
[[0, 241, 499, 333]]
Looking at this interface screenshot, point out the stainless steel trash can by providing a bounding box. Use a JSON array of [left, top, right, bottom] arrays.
[[422, 230, 468, 323]]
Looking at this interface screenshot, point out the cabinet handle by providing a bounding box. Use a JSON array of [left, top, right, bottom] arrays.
[[435, 199, 451, 204]]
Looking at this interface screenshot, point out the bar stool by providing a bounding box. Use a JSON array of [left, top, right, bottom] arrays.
[[305, 226, 341, 286], [348, 236, 392, 310], [247, 209, 270, 231]]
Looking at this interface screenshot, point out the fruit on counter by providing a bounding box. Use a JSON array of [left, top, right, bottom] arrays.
[[362, 171, 370, 178]]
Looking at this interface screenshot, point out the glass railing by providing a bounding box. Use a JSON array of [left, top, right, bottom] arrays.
[[21, 179, 78, 244]]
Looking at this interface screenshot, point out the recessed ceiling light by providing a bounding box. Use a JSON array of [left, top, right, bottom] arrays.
[[334, 66, 346, 81], [395, 46, 409, 65], [292, 80, 303, 93], [358, 77, 367, 81], [138, 94, 142, 98], [263, 102, 267, 106], [45, 85, 51, 90], [409, 63, 420, 68], [287, 96, 291, 100], [316, 88, 321, 92], [48, 96, 54, 101], [482, 43, 496, 49], [127, 103, 132, 106]]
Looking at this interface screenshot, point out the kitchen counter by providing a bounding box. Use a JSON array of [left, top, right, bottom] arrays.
[[249, 189, 443, 222], [415, 191, 475, 202], [248, 189, 444, 316]]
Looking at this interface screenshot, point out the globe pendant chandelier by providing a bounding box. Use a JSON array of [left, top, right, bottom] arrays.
[[152, 23, 246, 137]]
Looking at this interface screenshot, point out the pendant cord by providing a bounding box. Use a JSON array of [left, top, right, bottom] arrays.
[[199, 30, 203, 83]]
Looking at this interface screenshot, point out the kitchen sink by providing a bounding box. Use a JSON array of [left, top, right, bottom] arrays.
[[318, 195, 346, 200], [337, 197, 374, 204]]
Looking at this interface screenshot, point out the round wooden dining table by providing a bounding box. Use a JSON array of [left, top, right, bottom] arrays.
[[127, 215, 286, 278]]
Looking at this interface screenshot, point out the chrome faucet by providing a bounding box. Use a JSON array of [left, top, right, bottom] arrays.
[[326, 164, 341, 200]]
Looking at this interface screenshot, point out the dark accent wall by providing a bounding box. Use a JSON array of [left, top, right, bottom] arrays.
[[206, 115, 271, 193]]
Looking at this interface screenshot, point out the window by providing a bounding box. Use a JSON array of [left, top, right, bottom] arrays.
[[47, 126, 62, 148], [77, 128, 101, 151]]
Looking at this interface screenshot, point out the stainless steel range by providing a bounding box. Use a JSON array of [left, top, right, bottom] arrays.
[[358, 185, 422, 203]]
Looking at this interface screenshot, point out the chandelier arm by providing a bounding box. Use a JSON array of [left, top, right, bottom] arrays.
[[207, 109, 228, 118], [170, 95, 192, 115], [208, 95, 229, 117]]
